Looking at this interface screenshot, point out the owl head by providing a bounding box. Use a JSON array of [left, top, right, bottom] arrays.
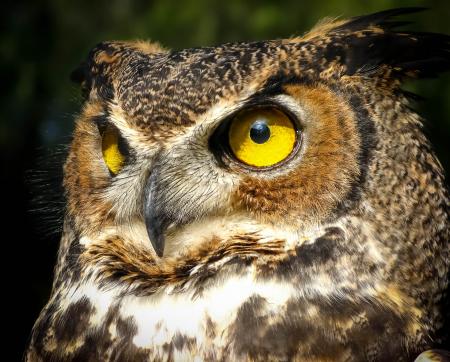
[[66, 7, 448, 263]]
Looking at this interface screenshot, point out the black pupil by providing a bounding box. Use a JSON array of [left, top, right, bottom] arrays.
[[249, 121, 270, 144]]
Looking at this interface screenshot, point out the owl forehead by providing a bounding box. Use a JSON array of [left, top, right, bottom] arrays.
[[86, 40, 323, 135]]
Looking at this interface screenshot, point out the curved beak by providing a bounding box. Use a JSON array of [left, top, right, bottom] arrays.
[[143, 173, 173, 257]]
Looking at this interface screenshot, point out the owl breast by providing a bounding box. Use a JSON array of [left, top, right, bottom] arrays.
[[30, 221, 423, 361]]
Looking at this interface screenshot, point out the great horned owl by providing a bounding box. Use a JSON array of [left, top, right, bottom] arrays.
[[27, 8, 449, 361]]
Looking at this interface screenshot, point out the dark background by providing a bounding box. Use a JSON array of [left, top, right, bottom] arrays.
[[3, 0, 449, 359]]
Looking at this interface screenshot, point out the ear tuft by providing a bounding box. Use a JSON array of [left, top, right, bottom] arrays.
[[336, 7, 428, 32], [331, 8, 450, 80]]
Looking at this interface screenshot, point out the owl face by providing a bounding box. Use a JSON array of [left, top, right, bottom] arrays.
[[66, 39, 367, 260]]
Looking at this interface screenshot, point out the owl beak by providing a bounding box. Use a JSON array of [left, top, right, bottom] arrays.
[[144, 202, 167, 258], [143, 174, 170, 258]]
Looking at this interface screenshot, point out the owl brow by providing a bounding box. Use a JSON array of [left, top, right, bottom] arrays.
[[91, 114, 114, 134], [254, 73, 313, 99], [93, 114, 132, 159], [224, 94, 297, 119]]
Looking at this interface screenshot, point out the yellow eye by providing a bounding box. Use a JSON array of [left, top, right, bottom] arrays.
[[102, 125, 125, 174], [228, 108, 298, 167]]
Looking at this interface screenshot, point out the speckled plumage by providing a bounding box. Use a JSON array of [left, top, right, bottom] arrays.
[[27, 8, 449, 361]]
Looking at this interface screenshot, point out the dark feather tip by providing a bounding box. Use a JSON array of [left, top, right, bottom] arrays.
[[340, 7, 429, 31]]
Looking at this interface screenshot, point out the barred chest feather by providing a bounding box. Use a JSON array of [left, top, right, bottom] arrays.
[[29, 223, 434, 362], [55, 273, 298, 361]]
